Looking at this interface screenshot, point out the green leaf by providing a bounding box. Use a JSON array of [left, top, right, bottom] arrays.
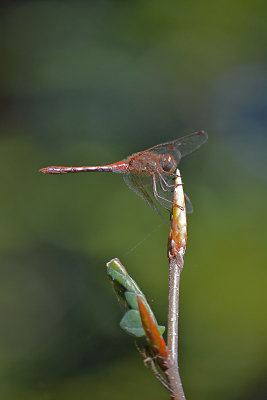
[[106, 258, 165, 337], [120, 310, 145, 338]]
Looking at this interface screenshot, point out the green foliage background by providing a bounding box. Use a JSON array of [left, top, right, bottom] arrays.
[[0, 1, 266, 399]]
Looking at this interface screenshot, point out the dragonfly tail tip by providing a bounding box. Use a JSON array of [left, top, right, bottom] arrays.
[[39, 168, 48, 174]]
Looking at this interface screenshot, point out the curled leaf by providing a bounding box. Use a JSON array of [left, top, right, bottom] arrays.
[[106, 258, 165, 337]]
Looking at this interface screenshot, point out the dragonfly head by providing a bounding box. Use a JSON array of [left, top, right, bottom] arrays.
[[160, 153, 177, 173]]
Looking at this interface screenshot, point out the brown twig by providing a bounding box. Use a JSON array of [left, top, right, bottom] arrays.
[[166, 168, 187, 400]]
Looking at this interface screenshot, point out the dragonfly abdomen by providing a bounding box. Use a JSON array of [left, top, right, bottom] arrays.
[[39, 162, 129, 174]]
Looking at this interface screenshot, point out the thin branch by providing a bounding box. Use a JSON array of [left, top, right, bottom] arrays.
[[166, 168, 187, 400], [167, 256, 185, 400]]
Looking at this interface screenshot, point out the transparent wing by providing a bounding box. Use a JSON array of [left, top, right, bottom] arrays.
[[154, 193, 193, 214], [145, 131, 208, 163], [124, 173, 194, 216], [123, 174, 167, 221], [184, 193, 193, 214], [152, 175, 194, 214]]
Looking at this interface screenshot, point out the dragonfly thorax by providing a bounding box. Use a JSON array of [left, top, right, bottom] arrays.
[[128, 151, 177, 176], [128, 152, 163, 175]]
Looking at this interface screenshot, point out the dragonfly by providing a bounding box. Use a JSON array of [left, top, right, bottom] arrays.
[[40, 130, 208, 219]]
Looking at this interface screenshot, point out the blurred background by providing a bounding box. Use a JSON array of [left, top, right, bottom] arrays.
[[0, 1, 266, 399]]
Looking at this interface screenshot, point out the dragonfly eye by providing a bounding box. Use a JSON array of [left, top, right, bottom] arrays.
[[161, 154, 176, 172]]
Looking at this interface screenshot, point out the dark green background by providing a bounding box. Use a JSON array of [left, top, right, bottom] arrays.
[[0, 1, 266, 399]]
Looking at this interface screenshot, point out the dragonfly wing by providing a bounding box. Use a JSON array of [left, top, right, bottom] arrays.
[[146, 131, 208, 162], [184, 193, 194, 214], [123, 174, 166, 221], [151, 182, 193, 214], [153, 173, 194, 214], [153, 191, 194, 214]]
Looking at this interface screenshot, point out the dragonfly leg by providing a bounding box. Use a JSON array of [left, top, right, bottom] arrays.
[[159, 174, 183, 195], [152, 176, 172, 209], [167, 172, 181, 179], [163, 172, 184, 189], [158, 173, 180, 192], [153, 175, 184, 211], [158, 174, 170, 192]]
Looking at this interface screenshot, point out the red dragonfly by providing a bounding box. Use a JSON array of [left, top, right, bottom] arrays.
[[40, 131, 208, 219]]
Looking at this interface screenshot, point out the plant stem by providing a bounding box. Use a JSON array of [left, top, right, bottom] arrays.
[[167, 255, 185, 400], [166, 168, 187, 400]]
